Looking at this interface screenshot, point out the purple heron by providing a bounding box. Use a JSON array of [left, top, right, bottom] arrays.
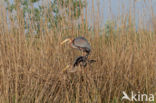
[[61, 36, 91, 57]]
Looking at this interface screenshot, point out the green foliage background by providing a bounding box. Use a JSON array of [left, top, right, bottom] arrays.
[[4, 0, 86, 33]]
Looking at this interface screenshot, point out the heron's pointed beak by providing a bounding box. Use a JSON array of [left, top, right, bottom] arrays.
[[60, 38, 72, 45]]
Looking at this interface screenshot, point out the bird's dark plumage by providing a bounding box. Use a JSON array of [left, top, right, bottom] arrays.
[[73, 56, 96, 68], [73, 56, 87, 67]]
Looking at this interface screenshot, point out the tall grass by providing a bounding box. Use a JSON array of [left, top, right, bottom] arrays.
[[0, 0, 156, 103]]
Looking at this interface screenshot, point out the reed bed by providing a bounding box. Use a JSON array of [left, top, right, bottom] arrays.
[[0, 0, 155, 103]]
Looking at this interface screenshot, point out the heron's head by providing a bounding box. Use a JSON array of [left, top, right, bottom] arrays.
[[60, 38, 72, 45]]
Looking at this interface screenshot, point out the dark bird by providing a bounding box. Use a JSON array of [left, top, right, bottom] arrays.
[[61, 36, 91, 57], [73, 56, 96, 68], [73, 56, 88, 67]]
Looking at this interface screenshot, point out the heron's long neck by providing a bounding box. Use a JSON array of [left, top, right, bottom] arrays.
[[70, 40, 77, 48]]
